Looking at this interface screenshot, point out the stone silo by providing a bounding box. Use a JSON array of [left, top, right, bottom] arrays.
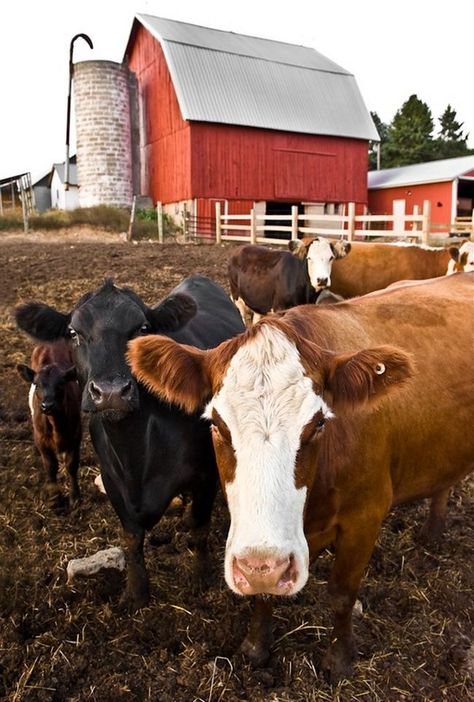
[[73, 60, 136, 207]]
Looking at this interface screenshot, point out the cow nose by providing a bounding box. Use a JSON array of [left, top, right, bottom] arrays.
[[317, 277, 328, 288], [88, 380, 134, 409], [232, 554, 298, 595]]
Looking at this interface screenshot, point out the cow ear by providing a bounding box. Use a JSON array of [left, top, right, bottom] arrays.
[[127, 335, 210, 413], [331, 240, 351, 259], [15, 303, 71, 341], [288, 240, 307, 259], [62, 366, 77, 383], [17, 363, 35, 383], [448, 246, 460, 262], [149, 293, 198, 332], [322, 345, 414, 410]]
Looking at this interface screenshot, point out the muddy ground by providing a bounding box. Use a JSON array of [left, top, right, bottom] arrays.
[[0, 231, 472, 701]]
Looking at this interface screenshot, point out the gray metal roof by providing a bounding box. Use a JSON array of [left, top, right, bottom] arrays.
[[368, 155, 474, 189], [51, 162, 78, 186], [130, 14, 378, 141]]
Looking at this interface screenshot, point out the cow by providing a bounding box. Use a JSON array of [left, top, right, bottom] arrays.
[[16, 340, 82, 507], [15, 275, 245, 609], [228, 237, 351, 324], [330, 240, 473, 298], [127, 272, 474, 682]]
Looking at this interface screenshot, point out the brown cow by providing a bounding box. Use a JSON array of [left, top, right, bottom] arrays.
[[127, 272, 474, 682], [330, 241, 472, 298], [228, 238, 350, 324], [17, 340, 82, 506]]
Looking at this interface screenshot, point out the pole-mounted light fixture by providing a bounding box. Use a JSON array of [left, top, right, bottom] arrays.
[[65, 33, 93, 190]]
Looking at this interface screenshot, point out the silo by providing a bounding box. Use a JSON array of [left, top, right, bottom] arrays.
[[74, 60, 134, 207]]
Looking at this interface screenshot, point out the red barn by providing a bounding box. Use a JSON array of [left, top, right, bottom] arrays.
[[124, 15, 378, 229], [368, 156, 474, 234]]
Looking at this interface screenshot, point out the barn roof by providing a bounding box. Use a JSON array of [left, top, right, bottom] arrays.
[[126, 14, 378, 142], [368, 155, 474, 189]]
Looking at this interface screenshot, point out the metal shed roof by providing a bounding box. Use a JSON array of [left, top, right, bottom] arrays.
[[129, 14, 378, 141], [368, 155, 474, 189]]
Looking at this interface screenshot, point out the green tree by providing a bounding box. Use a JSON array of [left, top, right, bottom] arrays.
[[383, 94, 435, 167], [434, 105, 473, 159]]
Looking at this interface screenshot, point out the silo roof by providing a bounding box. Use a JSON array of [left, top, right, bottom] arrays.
[[127, 14, 379, 142]]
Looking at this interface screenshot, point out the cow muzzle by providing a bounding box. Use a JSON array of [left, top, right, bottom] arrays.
[[86, 379, 137, 416], [232, 553, 299, 596]]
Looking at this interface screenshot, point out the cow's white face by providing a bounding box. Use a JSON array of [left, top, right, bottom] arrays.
[[204, 325, 333, 597], [460, 242, 474, 272], [306, 238, 337, 290]]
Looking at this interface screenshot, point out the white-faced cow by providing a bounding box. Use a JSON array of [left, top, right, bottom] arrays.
[[15, 275, 245, 609], [228, 238, 351, 324], [127, 272, 474, 682], [17, 340, 82, 507], [330, 240, 473, 298]]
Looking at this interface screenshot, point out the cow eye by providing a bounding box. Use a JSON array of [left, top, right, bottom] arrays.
[[140, 323, 151, 335], [68, 327, 80, 346]]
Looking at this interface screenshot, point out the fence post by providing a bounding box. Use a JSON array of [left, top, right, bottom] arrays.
[[291, 205, 298, 241], [127, 195, 137, 242], [347, 202, 356, 242], [250, 208, 257, 244], [157, 201, 164, 244], [215, 201, 222, 244], [421, 200, 431, 245]]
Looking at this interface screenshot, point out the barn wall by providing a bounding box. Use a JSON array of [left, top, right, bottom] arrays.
[[190, 123, 369, 204], [368, 181, 453, 228], [126, 25, 192, 203]]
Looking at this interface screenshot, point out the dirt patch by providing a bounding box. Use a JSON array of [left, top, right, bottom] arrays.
[[0, 235, 472, 701]]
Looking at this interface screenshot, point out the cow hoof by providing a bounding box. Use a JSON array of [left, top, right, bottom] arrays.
[[240, 637, 271, 668], [321, 646, 355, 684], [119, 588, 150, 612], [417, 522, 444, 546]]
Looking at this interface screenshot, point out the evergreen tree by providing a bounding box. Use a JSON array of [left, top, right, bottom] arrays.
[[434, 105, 472, 159], [382, 94, 435, 167]]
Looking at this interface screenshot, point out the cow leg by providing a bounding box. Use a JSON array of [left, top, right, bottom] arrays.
[[240, 596, 273, 667], [120, 528, 149, 611], [418, 486, 451, 544], [187, 478, 218, 590], [321, 519, 382, 683], [64, 447, 81, 506], [231, 296, 252, 326], [38, 444, 62, 506]]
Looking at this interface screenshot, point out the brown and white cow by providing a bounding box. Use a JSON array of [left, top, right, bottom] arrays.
[[228, 238, 351, 324], [330, 240, 472, 298], [17, 340, 82, 506], [127, 272, 474, 682]]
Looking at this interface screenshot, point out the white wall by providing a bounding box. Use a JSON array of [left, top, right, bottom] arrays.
[[50, 170, 79, 210]]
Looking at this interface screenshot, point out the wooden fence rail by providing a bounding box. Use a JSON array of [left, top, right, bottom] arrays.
[[213, 201, 474, 246]]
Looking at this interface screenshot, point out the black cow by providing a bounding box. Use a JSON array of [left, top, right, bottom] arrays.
[[15, 275, 245, 608], [228, 238, 351, 324]]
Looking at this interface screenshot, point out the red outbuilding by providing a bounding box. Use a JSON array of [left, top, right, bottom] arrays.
[[368, 156, 474, 235], [124, 15, 378, 230]]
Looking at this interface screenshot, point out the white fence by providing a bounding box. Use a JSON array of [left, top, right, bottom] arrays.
[[214, 201, 474, 246]]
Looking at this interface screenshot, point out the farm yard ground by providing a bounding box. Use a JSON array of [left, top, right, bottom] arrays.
[[0, 231, 473, 702]]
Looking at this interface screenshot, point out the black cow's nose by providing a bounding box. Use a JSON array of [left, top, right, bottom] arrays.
[[41, 401, 55, 414], [317, 277, 328, 287], [88, 380, 135, 409]]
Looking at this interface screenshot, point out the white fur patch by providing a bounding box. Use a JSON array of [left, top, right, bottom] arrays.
[[204, 325, 333, 595], [28, 384, 36, 416], [306, 238, 336, 289]]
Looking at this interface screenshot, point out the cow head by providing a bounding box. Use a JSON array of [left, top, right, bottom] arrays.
[[289, 237, 351, 290], [17, 362, 77, 415], [15, 280, 198, 421], [447, 241, 474, 274], [127, 319, 412, 597]]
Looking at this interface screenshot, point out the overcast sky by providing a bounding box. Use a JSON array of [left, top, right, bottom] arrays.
[[1, 0, 473, 182]]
